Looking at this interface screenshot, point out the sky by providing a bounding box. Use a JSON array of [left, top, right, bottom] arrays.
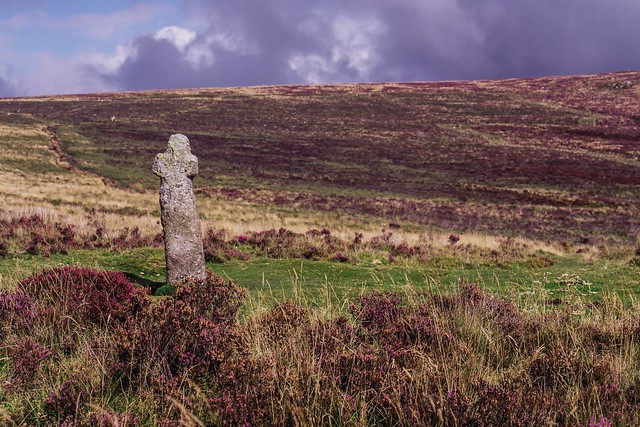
[[1, 0, 639, 97]]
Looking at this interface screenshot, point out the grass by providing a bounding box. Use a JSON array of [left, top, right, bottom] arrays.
[[2, 72, 640, 243], [0, 72, 639, 425], [2, 267, 640, 425], [2, 248, 638, 308]]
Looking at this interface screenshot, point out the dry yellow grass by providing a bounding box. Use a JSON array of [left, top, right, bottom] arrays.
[[0, 121, 566, 257], [0, 121, 362, 240]]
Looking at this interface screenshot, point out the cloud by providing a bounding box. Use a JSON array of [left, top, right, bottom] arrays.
[[2, 3, 168, 40], [361, 0, 488, 81], [13, 51, 117, 96], [154, 26, 197, 52], [0, 60, 17, 97], [5, 45, 136, 96], [289, 14, 385, 83], [467, 0, 640, 78], [98, 32, 283, 90], [0, 3, 169, 96], [95, 1, 390, 90], [95, 0, 640, 94], [0, 77, 17, 98], [6, 0, 640, 96]]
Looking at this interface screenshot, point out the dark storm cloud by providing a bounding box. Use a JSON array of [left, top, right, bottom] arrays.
[[103, 36, 203, 91], [100, 0, 325, 90], [460, 0, 640, 79], [101, 0, 640, 91], [104, 33, 302, 91]]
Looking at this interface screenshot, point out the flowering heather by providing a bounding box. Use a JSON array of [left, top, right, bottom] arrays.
[[4, 71, 640, 425], [7, 337, 51, 387], [0, 290, 36, 332], [113, 272, 247, 382], [590, 417, 613, 427], [2, 267, 640, 425], [45, 377, 85, 424], [88, 409, 140, 427], [258, 302, 310, 341], [349, 291, 403, 330], [200, 226, 556, 267], [224, 248, 251, 261], [353, 232, 363, 246], [333, 252, 349, 262], [3, 72, 640, 249], [0, 212, 163, 257], [0, 240, 8, 257], [0, 211, 564, 269], [202, 228, 227, 262], [18, 266, 149, 326]]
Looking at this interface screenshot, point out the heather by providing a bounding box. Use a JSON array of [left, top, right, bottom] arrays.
[[3, 72, 639, 245], [0, 267, 639, 425], [0, 211, 163, 259], [1, 72, 639, 426], [2, 209, 638, 306], [202, 226, 558, 268], [0, 210, 560, 268]]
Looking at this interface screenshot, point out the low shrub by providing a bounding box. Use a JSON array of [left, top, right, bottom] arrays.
[[7, 337, 51, 387], [0, 213, 163, 257], [18, 266, 149, 326], [0, 211, 563, 268], [0, 289, 36, 334], [0, 240, 8, 257], [1, 270, 639, 425], [114, 272, 246, 381]]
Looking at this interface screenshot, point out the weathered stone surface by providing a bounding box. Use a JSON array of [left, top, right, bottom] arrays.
[[153, 134, 206, 284]]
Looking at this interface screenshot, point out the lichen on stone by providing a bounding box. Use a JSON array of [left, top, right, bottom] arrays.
[[153, 134, 206, 284]]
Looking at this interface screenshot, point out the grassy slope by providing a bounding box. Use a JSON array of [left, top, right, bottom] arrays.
[[2, 72, 639, 243], [0, 72, 638, 299], [1, 73, 640, 427]]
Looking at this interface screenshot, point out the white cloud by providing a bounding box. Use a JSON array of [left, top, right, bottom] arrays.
[[185, 42, 215, 68], [288, 54, 333, 84], [3, 0, 640, 96], [81, 44, 138, 76], [330, 15, 384, 78], [152, 26, 230, 69], [289, 14, 385, 83], [12, 51, 105, 95], [154, 26, 197, 52], [153, 26, 258, 69], [10, 42, 141, 96], [206, 31, 256, 55]]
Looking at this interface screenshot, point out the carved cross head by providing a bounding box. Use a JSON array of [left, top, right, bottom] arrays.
[[152, 133, 198, 180]]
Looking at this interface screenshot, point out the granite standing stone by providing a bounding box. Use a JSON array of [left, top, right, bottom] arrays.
[[153, 134, 206, 284]]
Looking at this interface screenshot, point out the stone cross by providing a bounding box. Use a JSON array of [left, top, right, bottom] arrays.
[[152, 134, 206, 284]]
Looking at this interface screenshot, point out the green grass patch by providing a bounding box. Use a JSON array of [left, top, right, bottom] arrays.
[[2, 249, 637, 308]]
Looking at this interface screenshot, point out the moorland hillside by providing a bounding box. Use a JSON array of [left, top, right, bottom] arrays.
[[1, 73, 640, 426], [1, 71, 639, 245]]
